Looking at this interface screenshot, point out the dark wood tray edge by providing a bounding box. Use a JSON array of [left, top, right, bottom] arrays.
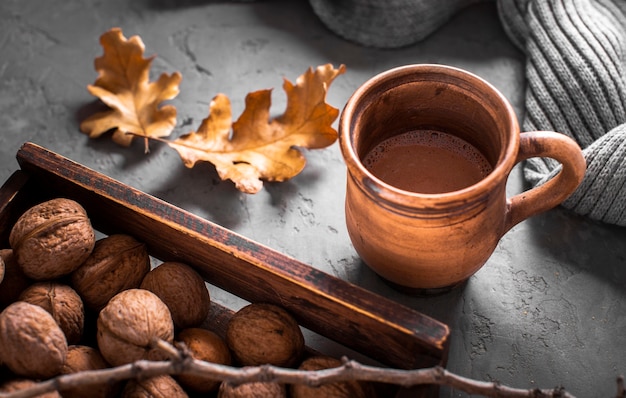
[[3, 142, 450, 372]]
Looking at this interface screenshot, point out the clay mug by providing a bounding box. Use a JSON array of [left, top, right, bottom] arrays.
[[339, 64, 586, 293]]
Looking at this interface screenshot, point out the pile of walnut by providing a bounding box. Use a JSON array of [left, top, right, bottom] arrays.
[[0, 198, 376, 398]]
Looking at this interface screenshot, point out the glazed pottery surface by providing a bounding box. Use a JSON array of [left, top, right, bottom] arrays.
[[339, 64, 586, 292]]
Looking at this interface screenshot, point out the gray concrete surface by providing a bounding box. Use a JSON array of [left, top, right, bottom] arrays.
[[1, 0, 625, 396]]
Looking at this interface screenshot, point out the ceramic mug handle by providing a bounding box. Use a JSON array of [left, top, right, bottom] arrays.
[[504, 131, 586, 232]]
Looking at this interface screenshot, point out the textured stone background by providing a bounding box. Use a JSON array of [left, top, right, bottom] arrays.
[[1, 0, 625, 396]]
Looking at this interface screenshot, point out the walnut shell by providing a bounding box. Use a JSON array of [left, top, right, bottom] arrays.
[[19, 282, 84, 344], [121, 375, 188, 398], [0, 301, 68, 379], [60, 345, 120, 398], [0, 249, 32, 308], [61, 345, 109, 372], [0, 378, 61, 397], [226, 302, 304, 367], [97, 288, 174, 366], [72, 234, 150, 311], [218, 381, 287, 398], [9, 198, 95, 280], [0, 254, 4, 285], [290, 356, 376, 398], [140, 261, 211, 329], [175, 328, 232, 393]]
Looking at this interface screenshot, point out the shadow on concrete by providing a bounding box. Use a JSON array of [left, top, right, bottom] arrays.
[[143, 0, 521, 73], [525, 206, 626, 289]]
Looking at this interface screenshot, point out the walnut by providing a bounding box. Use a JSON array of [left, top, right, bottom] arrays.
[[0, 249, 32, 308], [61, 344, 108, 372], [97, 288, 174, 366], [218, 381, 287, 398], [71, 234, 150, 311], [0, 301, 68, 379], [0, 378, 61, 397], [9, 198, 95, 280], [121, 375, 188, 398], [175, 328, 232, 393], [60, 345, 120, 398], [19, 282, 84, 344], [140, 261, 211, 329], [226, 302, 304, 367], [290, 356, 376, 398]]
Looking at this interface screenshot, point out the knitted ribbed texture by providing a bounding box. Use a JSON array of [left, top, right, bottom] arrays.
[[498, 0, 626, 225], [308, 0, 484, 48], [308, 0, 626, 226]]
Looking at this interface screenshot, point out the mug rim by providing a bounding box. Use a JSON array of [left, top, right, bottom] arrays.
[[339, 63, 520, 209]]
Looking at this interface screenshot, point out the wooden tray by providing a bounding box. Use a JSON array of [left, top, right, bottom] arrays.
[[0, 142, 450, 393]]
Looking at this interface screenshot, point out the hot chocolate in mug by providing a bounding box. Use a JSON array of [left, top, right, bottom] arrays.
[[339, 64, 586, 293]]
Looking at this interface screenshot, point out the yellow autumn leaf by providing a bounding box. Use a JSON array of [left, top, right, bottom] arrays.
[[80, 27, 181, 151], [168, 64, 346, 194]]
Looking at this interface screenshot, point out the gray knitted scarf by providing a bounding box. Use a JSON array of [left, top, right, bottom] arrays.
[[310, 0, 626, 227]]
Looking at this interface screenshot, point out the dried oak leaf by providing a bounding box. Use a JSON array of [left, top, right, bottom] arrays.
[[80, 27, 181, 151], [168, 64, 346, 193]]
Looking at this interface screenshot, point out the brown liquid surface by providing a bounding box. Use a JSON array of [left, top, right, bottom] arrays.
[[363, 130, 493, 194]]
